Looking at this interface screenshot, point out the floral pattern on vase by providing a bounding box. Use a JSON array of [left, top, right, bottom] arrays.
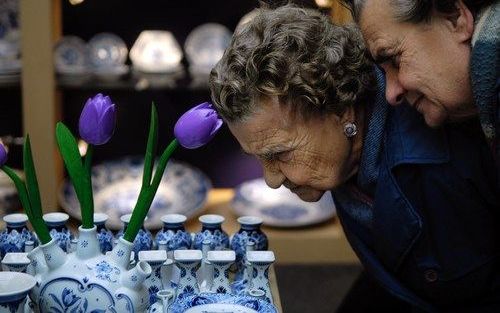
[[0, 214, 38, 258], [174, 250, 202, 300], [94, 213, 114, 254], [155, 214, 192, 252], [43, 212, 74, 252], [116, 214, 153, 260], [231, 216, 268, 275], [193, 214, 229, 250]]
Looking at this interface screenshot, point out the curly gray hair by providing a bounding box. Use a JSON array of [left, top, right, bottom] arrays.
[[209, 4, 374, 122], [341, 0, 496, 23]]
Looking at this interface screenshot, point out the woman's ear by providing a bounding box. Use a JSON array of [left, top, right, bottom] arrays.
[[443, 0, 474, 43]]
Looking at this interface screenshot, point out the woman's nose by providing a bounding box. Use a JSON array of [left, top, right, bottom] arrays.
[[384, 68, 405, 106], [262, 162, 285, 189]]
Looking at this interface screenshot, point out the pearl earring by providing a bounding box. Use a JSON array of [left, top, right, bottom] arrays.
[[343, 122, 358, 138]]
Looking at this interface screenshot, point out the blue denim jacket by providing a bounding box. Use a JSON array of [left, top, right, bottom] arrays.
[[333, 73, 499, 312]]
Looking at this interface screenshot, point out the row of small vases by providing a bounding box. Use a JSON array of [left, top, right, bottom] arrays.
[[0, 212, 268, 271]]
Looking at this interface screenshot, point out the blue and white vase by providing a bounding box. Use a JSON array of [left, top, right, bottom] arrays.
[[94, 213, 114, 254], [0, 271, 36, 313], [231, 216, 268, 274], [207, 250, 235, 294], [116, 214, 153, 259], [0, 213, 37, 258], [155, 214, 192, 255], [174, 250, 202, 299], [193, 214, 229, 251], [43, 212, 74, 252]]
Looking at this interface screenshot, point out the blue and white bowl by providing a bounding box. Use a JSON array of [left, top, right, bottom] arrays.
[[0, 272, 36, 313]]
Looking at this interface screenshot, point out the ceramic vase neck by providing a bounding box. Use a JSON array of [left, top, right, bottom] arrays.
[[76, 226, 101, 260], [121, 261, 152, 291], [40, 239, 67, 271], [109, 237, 133, 269]]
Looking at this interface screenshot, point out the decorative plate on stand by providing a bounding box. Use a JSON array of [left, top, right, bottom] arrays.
[[232, 178, 336, 227], [59, 156, 211, 230]]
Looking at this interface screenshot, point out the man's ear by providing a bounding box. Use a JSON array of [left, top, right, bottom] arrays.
[[443, 0, 474, 43]]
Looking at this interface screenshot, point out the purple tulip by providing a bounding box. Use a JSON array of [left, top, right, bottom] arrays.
[[79, 93, 116, 145], [0, 143, 7, 166], [174, 102, 223, 149]]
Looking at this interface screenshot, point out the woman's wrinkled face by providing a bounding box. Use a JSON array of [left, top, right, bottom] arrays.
[[228, 96, 357, 202], [359, 0, 476, 127]]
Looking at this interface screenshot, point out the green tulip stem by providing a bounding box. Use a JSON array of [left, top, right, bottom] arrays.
[[123, 138, 179, 243]]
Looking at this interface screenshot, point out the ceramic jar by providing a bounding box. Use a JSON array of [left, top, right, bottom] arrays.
[[43, 212, 74, 252], [116, 214, 153, 258], [0, 213, 37, 258], [155, 214, 192, 256], [193, 214, 229, 251], [230, 216, 268, 273], [94, 213, 114, 254]]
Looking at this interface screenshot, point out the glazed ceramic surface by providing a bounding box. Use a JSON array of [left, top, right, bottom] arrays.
[[232, 178, 336, 227], [155, 214, 192, 252], [116, 214, 154, 258], [88, 32, 127, 69], [169, 293, 277, 313], [43, 212, 73, 253], [59, 157, 211, 230], [0, 214, 37, 258], [94, 213, 114, 254], [0, 271, 36, 313], [231, 216, 268, 272], [27, 229, 152, 313], [130, 30, 183, 73], [184, 23, 232, 74], [193, 215, 229, 250], [53, 35, 90, 75]]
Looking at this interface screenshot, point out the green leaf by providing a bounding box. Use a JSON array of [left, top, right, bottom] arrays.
[[2, 165, 51, 244], [23, 136, 42, 222], [142, 104, 158, 187], [56, 122, 93, 228]]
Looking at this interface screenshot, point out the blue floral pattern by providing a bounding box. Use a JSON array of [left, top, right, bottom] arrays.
[[155, 229, 191, 251], [169, 293, 278, 313], [49, 228, 73, 252], [193, 228, 229, 250], [0, 227, 37, 257], [97, 227, 114, 254], [91, 260, 121, 283]]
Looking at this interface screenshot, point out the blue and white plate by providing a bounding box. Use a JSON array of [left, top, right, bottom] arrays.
[[58, 156, 211, 230], [168, 293, 277, 313], [232, 178, 336, 228], [88, 32, 128, 69]]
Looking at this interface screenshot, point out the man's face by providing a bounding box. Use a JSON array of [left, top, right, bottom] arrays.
[[359, 0, 476, 127], [228, 96, 357, 202]]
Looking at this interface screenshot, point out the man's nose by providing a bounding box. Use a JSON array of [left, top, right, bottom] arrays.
[[383, 67, 405, 106], [262, 162, 285, 189]]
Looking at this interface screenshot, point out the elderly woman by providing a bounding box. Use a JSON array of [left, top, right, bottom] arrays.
[[209, 4, 499, 313], [341, 0, 499, 188]]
